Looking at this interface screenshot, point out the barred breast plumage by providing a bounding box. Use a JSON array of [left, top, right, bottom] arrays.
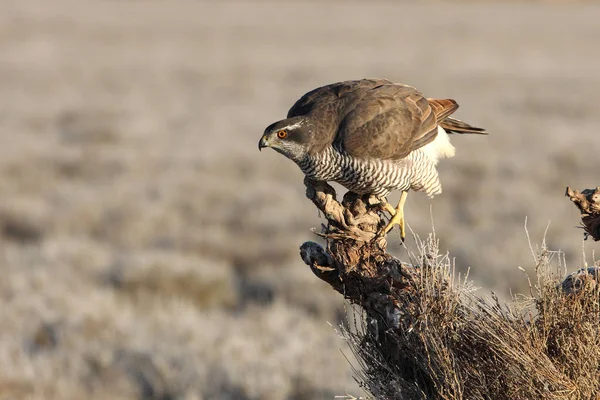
[[297, 126, 453, 198], [259, 79, 487, 239]]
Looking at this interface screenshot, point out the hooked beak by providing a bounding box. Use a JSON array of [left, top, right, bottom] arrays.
[[258, 135, 269, 151]]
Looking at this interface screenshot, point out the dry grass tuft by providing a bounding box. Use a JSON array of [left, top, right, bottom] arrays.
[[338, 236, 600, 399]]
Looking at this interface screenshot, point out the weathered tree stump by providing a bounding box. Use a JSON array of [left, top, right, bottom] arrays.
[[566, 186, 600, 241], [299, 178, 419, 330], [298, 180, 600, 399]]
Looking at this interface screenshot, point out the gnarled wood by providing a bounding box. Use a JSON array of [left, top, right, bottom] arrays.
[[299, 181, 600, 399], [300, 178, 417, 327], [566, 186, 600, 241]]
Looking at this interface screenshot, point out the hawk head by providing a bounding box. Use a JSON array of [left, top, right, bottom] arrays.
[[259, 116, 314, 162]]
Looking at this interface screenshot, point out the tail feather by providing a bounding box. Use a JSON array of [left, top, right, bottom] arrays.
[[440, 117, 487, 135]]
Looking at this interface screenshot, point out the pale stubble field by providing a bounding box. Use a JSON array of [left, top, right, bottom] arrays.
[[0, 1, 599, 399]]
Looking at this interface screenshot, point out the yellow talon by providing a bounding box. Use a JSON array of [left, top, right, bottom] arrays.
[[381, 201, 397, 216], [382, 191, 408, 241]]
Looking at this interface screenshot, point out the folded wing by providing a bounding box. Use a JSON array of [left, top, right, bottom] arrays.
[[339, 84, 459, 160]]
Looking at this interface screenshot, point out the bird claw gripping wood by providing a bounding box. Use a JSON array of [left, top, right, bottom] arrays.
[[566, 186, 600, 241]]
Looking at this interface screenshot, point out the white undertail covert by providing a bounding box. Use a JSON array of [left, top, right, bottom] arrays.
[[421, 126, 456, 164]]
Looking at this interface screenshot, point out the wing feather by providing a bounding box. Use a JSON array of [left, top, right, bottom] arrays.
[[286, 79, 393, 154], [285, 79, 469, 158], [339, 84, 445, 160], [287, 78, 393, 119], [427, 98, 459, 122]]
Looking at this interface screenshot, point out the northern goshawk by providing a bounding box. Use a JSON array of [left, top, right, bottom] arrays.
[[259, 79, 487, 240]]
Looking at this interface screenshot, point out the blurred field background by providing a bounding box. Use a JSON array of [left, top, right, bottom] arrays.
[[1, 1, 599, 399]]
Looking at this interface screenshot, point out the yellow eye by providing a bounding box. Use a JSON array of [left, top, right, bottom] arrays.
[[277, 130, 287, 139]]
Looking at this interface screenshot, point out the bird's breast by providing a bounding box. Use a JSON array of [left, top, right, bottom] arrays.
[[297, 147, 415, 197], [297, 147, 343, 181]]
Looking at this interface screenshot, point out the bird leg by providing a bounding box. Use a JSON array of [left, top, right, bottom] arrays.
[[382, 191, 408, 241], [380, 201, 397, 216]]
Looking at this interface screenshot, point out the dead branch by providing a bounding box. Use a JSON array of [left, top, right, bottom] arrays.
[[566, 186, 600, 241], [303, 178, 383, 243], [300, 177, 417, 322]]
